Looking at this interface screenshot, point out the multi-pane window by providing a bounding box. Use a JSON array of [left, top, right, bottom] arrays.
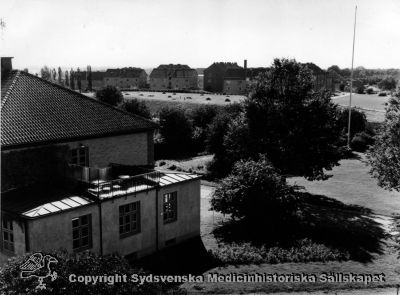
[[70, 146, 88, 166], [2, 217, 14, 253], [72, 214, 92, 251], [163, 192, 177, 224], [119, 202, 141, 238]]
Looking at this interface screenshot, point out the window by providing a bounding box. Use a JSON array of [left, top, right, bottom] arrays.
[[119, 201, 141, 238], [70, 146, 88, 166], [163, 192, 177, 224], [72, 214, 92, 251], [2, 217, 14, 253]]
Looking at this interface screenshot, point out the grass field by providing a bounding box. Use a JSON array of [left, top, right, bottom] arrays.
[[180, 155, 400, 294]]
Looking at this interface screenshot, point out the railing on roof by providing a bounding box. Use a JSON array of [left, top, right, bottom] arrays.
[[67, 164, 161, 200]]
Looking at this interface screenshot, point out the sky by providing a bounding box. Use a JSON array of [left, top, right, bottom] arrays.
[[1, 0, 399, 72]]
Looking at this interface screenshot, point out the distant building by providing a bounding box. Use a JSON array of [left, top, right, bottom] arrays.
[[0, 58, 200, 264], [76, 71, 106, 91], [104, 68, 147, 89], [303, 63, 335, 92], [204, 61, 247, 94], [149, 64, 198, 90]]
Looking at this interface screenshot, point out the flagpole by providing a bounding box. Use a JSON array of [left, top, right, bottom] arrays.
[[347, 5, 358, 148]]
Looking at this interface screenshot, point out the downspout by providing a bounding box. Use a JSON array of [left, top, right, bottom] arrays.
[[155, 188, 159, 251], [24, 219, 30, 252], [98, 200, 103, 255]]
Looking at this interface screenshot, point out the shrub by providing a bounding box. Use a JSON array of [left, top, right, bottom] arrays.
[[357, 85, 365, 94], [121, 98, 152, 119], [95, 86, 123, 106], [337, 108, 367, 138], [225, 98, 231, 102], [211, 155, 297, 224], [206, 97, 211, 101], [210, 239, 349, 265], [159, 106, 193, 156], [366, 87, 374, 95], [378, 92, 387, 97], [351, 132, 374, 152], [0, 250, 167, 294]]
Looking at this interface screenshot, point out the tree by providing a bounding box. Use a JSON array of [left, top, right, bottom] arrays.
[[0, 250, 168, 294], [189, 105, 218, 152], [367, 94, 400, 191], [337, 108, 367, 138], [211, 155, 297, 225], [378, 77, 397, 91], [40, 66, 51, 80], [57, 67, 62, 84], [121, 98, 152, 119], [357, 84, 365, 94], [65, 70, 69, 87], [87, 65, 93, 92], [159, 106, 193, 156], [70, 69, 75, 90], [77, 67, 82, 92], [95, 86, 123, 106], [217, 58, 342, 180]]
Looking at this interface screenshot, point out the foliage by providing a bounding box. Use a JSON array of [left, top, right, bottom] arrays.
[[121, 98, 152, 119], [70, 69, 75, 90], [367, 94, 400, 191], [337, 108, 367, 138], [210, 239, 349, 265], [158, 106, 193, 156], [211, 155, 297, 224], [87, 65, 92, 92], [350, 132, 375, 152], [378, 77, 397, 91], [95, 86, 123, 106], [0, 250, 167, 294], [40, 66, 51, 81], [65, 71, 69, 87], [357, 85, 365, 94], [77, 68, 82, 92], [242, 58, 342, 180], [189, 105, 218, 152], [366, 87, 374, 94]]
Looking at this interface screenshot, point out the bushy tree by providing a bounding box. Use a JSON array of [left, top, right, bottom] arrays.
[[159, 106, 193, 156], [367, 94, 400, 191], [337, 108, 367, 138], [0, 250, 168, 294], [121, 98, 152, 119], [87, 65, 92, 92], [40, 66, 51, 80], [70, 69, 75, 90], [77, 68, 82, 93], [242, 58, 341, 180], [95, 86, 123, 106], [357, 84, 365, 94], [378, 77, 397, 91], [211, 155, 297, 224], [189, 105, 218, 152]]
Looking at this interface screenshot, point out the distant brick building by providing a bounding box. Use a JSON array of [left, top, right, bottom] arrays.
[[149, 64, 198, 90], [104, 68, 147, 89], [204, 62, 247, 94], [303, 63, 335, 92]]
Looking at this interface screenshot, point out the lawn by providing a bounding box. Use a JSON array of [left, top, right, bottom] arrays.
[[180, 155, 400, 294], [333, 93, 390, 122]]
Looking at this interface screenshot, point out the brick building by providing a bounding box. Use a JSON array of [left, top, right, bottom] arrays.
[[0, 58, 200, 264], [204, 61, 247, 94], [149, 64, 198, 90]]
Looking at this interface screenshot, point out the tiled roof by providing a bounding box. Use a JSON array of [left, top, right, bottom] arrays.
[[105, 68, 146, 78], [150, 64, 197, 79], [1, 70, 157, 149]]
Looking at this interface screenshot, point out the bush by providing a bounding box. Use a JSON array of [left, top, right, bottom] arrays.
[[211, 155, 297, 224], [210, 239, 349, 265], [350, 132, 374, 152], [366, 87, 374, 95], [159, 107, 193, 156], [337, 108, 367, 138], [378, 92, 387, 97], [95, 86, 123, 106], [357, 85, 365, 94], [0, 250, 167, 294], [121, 98, 152, 119]]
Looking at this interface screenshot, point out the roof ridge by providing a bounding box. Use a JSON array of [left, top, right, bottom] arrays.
[[18, 71, 157, 128], [1, 70, 21, 110]]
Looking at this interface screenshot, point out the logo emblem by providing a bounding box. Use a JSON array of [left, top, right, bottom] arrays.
[[20, 253, 58, 290]]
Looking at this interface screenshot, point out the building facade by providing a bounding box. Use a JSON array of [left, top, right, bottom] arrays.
[[149, 64, 198, 90], [0, 58, 200, 264], [203, 61, 247, 94], [103, 68, 148, 89]]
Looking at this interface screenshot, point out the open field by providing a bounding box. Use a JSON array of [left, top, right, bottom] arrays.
[[333, 93, 390, 122], [180, 155, 400, 294]]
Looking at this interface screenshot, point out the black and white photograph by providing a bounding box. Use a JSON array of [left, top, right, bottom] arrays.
[[0, 0, 400, 294]]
